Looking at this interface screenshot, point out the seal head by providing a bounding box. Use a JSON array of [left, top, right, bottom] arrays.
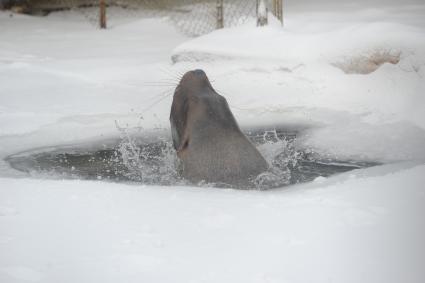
[[170, 69, 268, 185]]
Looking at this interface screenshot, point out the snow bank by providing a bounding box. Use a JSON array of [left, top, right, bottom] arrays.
[[1, 162, 424, 283], [171, 7, 425, 162], [172, 11, 425, 68]]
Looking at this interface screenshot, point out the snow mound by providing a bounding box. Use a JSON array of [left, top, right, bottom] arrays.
[[171, 14, 425, 75], [332, 48, 401, 74], [170, 8, 425, 163]]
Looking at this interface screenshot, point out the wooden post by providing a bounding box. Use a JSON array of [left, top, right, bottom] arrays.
[[273, 0, 283, 25], [279, 0, 283, 26], [256, 0, 268, 27], [99, 0, 106, 29], [216, 0, 223, 29]]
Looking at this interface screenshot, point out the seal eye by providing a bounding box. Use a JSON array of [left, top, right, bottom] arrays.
[[176, 139, 189, 159], [182, 140, 189, 150]]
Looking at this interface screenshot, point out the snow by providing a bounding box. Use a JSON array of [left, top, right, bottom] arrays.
[[172, 7, 425, 162], [1, 2, 425, 283], [1, 162, 424, 283]]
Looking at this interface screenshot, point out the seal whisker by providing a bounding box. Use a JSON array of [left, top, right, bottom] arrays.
[[140, 89, 174, 113], [141, 83, 178, 87], [228, 104, 253, 111], [158, 67, 183, 82], [142, 81, 177, 84], [171, 69, 187, 81], [143, 78, 179, 83], [138, 86, 175, 106], [214, 88, 232, 98], [142, 78, 179, 85], [156, 72, 179, 85]]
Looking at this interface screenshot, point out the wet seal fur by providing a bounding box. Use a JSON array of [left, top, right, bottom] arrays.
[[170, 69, 268, 185]]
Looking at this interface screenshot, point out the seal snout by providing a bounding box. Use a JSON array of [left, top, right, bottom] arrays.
[[179, 69, 211, 89], [192, 69, 206, 76]]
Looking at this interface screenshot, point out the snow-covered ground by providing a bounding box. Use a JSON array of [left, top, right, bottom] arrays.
[[1, 2, 425, 282]]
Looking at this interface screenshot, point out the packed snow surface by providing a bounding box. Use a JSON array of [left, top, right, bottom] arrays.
[[1, 2, 425, 283]]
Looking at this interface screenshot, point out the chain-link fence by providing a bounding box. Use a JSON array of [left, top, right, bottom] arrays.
[[25, 0, 282, 36]]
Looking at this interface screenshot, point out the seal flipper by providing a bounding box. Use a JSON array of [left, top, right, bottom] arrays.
[[170, 90, 189, 151], [170, 118, 180, 151]]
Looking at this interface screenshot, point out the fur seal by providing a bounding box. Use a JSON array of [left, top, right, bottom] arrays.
[[170, 69, 268, 185]]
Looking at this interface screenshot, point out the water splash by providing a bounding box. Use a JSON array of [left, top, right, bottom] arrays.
[[253, 129, 300, 189], [115, 123, 182, 185]]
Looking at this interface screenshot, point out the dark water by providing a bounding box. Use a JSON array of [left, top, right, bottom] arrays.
[[5, 128, 378, 189]]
